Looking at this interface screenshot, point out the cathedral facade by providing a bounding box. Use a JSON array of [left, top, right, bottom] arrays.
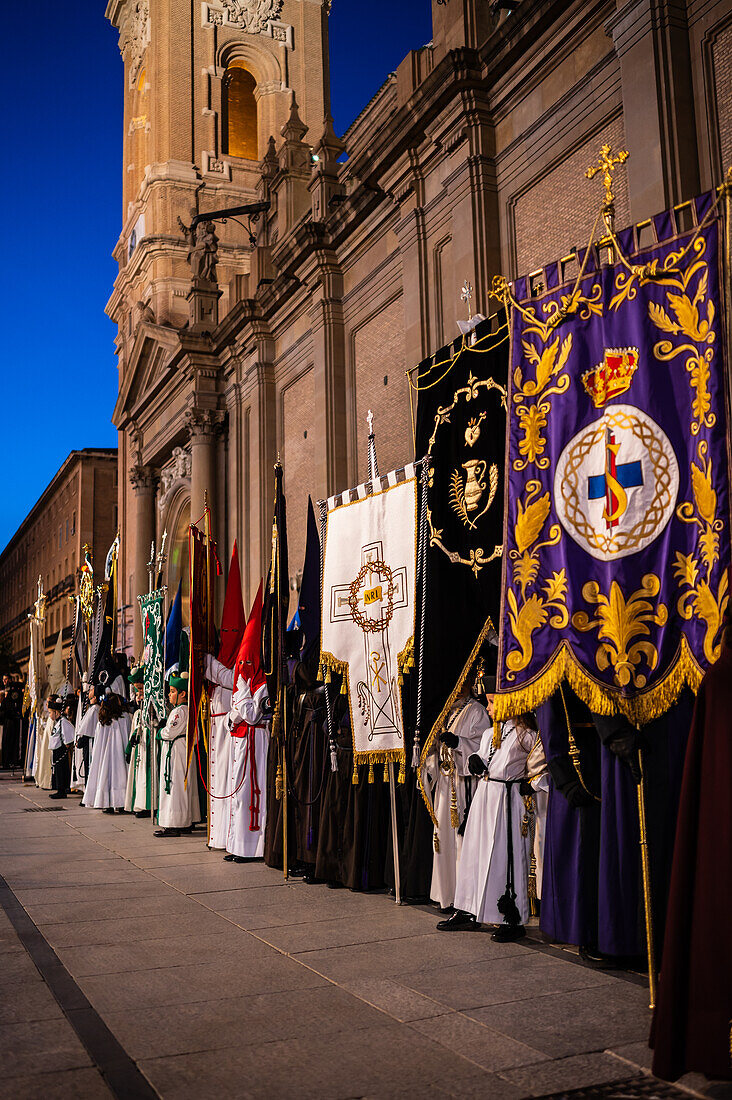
[[106, 0, 732, 653]]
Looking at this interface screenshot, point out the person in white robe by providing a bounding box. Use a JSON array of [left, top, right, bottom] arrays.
[[438, 680, 548, 941], [33, 698, 54, 791], [49, 697, 76, 799], [424, 690, 489, 910], [82, 690, 130, 812], [204, 654, 235, 849], [155, 673, 200, 837], [223, 675, 270, 862], [75, 688, 100, 796], [124, 668, 150, 814]]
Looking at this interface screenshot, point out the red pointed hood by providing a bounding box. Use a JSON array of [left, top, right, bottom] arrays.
[[218, 542, 246, 669], [233, 581, 264, 693]]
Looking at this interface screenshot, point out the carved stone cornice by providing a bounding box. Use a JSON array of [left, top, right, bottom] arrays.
[[118, 0, 150, 88], [186, 408, 226, 444], [129, 463, 158, 494]]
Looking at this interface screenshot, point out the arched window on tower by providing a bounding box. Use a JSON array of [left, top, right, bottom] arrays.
[[222, 63, 258, 160]]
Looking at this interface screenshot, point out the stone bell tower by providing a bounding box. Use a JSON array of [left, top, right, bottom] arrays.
[[105, 0, 331, 650], [105, 0, 330, 335]]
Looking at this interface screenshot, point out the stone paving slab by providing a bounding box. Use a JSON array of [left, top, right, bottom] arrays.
[[0, 776, 711, 1100]]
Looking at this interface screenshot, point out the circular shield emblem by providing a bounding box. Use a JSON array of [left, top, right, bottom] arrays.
[[554, 404, 679, 561]]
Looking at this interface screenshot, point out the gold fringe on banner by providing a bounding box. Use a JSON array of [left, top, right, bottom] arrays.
[[321, 649, 409, 785], [417, 616, 495, 827], [494, 636, 704, 727]]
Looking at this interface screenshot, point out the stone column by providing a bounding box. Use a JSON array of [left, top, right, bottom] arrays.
[[608, 0, 700, 219], [129, 464, 158, 653], [187, 410, 224, 528]]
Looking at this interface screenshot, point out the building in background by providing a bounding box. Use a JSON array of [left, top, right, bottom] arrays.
[[106, 0, 732, 653], [0, 450, 118, 671]]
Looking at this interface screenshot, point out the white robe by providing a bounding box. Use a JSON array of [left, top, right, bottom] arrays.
[[205, 656, 235, 850], [83, 712, 130, 809], [158, 705, 200, 829], [33, 713, 54, 790], [131, 709, 152, 813], [454, 721, 548, 925], [225, 681, 269, 858], [425, 698, 489, 909], [124, 709, 140, 811], [70, 697, 86, 792]]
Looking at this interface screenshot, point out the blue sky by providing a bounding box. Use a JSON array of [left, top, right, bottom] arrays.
[[0, 0, 432, 554]]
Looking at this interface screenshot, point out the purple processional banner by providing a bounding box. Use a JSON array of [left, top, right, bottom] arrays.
[[495, 193, 731, 725]]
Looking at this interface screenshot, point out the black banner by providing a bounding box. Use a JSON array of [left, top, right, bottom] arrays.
[[415, 314, 509, 775]]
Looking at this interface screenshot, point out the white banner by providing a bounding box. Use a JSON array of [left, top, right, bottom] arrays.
[[321, 466, 417, 776]]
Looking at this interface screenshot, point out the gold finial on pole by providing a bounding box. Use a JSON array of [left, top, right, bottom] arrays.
[[585, 143, 629, 208]]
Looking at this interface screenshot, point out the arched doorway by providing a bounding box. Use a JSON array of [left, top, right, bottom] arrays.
[[166, 497, 191, 626]]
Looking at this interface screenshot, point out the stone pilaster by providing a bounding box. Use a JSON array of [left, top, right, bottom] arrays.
[[129, 463, 158, 653], [186, 409, 225, 527], [607, 0, 700, 218]]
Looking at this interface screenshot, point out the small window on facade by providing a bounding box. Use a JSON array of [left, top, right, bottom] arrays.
[[71, 511, 76, 536], [223, 63, 258, 160]]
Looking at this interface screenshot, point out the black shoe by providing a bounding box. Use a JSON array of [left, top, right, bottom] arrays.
[[102, 808, 115, 814], [303, 873, 324, 885], [154, 828, 181, 837], [491, 923, 526, 942], [579, 945, 616, 968], [232, 856, 248, 864], [436, 910, 479, 932], [134, 810, 151, 818], [223, 853, 236, 862], [49, 792, 67, 800]]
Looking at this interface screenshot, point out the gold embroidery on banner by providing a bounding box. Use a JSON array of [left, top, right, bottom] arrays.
[[450, 461, 499, 530], [513, 333, 573, 470], [571, 575, 667, 690], [674, 440, 728, 663], [426, 373, 505, 576], [557, 407, 677, 559], [505, 481, 566, 678], [612, 234, 716, 437]]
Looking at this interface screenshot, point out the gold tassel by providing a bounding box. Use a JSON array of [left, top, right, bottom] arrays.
[[450, 776, 460, 830], [383, 763, 389, 782], [352, 760, 359, 785], [275, 762, 283, 801], [340, 680, 347, 695], [368, 761, 375, 783], [433, 831, 440, 854], [398, 759, 405, 783], [492, 720, 503, 749]]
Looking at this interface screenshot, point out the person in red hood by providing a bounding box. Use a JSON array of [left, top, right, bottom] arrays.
[[205, 543, 247, 851], [222, 582, 272, 863]]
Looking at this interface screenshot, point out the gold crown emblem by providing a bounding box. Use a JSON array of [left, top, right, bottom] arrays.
[[582, 347, 639, 408]]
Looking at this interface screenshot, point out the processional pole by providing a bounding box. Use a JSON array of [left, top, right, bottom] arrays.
[[586, 144, 656, 1006], [367, 411, 402, 905]]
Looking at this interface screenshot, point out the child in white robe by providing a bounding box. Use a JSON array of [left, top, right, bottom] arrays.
[[155, 673, 200, 837]]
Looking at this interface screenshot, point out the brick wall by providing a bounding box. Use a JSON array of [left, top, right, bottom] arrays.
[[713, 22, 732, 172], [352, 296, 412, 484], [513, 115, 631, 275], [282, 365, 317, 585]]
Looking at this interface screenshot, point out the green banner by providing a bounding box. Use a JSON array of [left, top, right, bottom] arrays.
[[140, 589, 166, 722]]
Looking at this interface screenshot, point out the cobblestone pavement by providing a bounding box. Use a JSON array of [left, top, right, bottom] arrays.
[[0, 775, 722, 1100]]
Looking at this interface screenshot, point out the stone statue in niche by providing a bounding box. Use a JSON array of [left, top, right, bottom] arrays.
[[177, 213, 219, 285]]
